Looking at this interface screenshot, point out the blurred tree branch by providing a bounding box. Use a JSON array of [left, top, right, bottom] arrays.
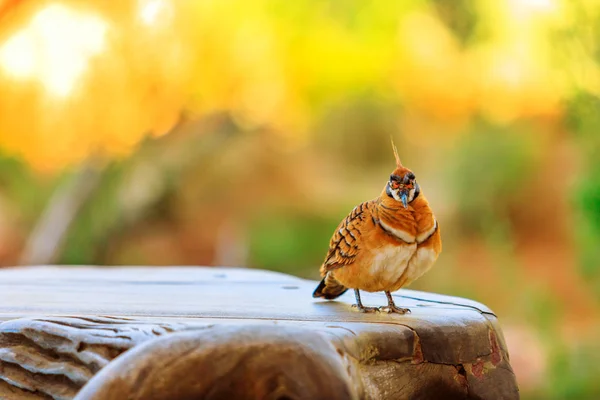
[[52, 112, 239, 265], [19, 157, 104, 265]]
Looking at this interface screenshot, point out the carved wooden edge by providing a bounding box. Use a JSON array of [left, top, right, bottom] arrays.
[[0, 316, 188, 400], [0, 314, 519, 400]]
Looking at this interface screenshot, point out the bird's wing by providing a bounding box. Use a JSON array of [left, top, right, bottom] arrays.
[[320, 201, 373, 275]]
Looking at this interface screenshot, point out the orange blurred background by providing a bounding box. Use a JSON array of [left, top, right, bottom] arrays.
[[0, 1, 599, 398]]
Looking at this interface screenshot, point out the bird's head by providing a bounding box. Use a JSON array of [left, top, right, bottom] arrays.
[[386, 139, 420, 209]]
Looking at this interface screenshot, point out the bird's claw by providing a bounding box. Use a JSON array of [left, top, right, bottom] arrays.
[[379, 305, 411, 314], [351, 304, 380, 313]]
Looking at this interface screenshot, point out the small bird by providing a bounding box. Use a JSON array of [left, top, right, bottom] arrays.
[[312, 140, 441, 313]]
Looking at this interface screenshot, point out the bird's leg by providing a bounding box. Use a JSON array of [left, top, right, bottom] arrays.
[[351, 289, 379, 313], [380, 291, 411, 314]]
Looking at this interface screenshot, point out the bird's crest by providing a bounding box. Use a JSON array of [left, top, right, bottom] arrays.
[[390, 137, 402, 168]]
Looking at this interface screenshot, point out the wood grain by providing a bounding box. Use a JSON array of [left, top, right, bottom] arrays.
[[0, 266, 519, 399]]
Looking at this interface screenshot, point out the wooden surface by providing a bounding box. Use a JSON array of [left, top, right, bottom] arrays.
[[0, 266, 519, 399]]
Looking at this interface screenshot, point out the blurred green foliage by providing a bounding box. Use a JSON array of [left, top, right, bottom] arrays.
[[568, 93, 600, 300]]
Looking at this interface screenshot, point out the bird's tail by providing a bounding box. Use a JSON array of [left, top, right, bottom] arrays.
[[312, 272, 348, 300]]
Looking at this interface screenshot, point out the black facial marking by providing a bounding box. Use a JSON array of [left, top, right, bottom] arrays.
[[386, 183, 394, 199], [403, 172, 415, 184], [390, 174, 402, 182], [412, 182, 420, 200]]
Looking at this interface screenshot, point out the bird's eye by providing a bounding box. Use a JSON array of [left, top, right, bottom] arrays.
[[391, 181, 399, 188]]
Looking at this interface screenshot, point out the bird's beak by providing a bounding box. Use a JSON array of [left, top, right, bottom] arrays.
[[400, 191, 408, 209]]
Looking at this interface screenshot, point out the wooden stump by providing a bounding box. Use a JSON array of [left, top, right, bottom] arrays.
[[0, 266, 519, 399]]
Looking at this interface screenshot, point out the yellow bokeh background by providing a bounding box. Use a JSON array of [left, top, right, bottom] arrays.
[[0, 0, 586, 168]]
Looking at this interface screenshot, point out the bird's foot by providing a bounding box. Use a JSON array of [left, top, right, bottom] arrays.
[[379, 305, 411, 314], [351, 304, 380, 313]]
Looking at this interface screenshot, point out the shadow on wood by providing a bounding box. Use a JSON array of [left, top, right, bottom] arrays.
[[76, 325, 358, 400]]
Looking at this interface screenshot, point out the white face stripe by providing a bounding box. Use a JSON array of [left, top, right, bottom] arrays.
[[390, 187, 402, 202], [378, 219, 416, 243], [416, 219, 438, 244], [408, 187, 416, 202]]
